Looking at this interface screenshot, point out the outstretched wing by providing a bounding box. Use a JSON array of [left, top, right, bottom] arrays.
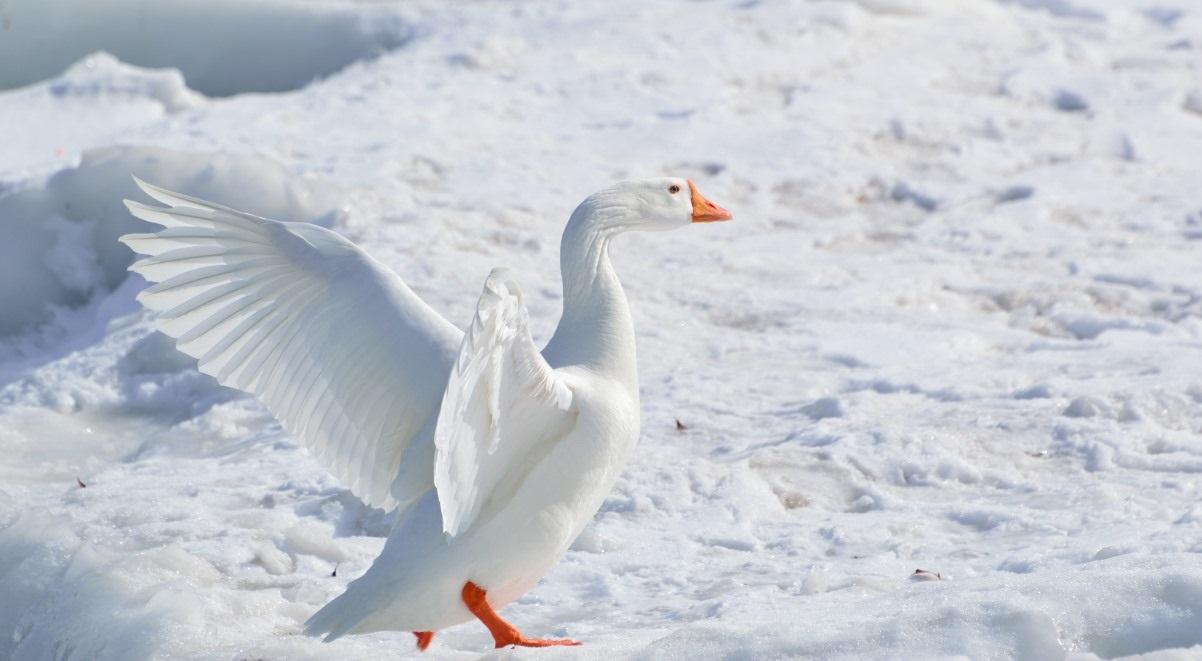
[[120, 178, 463, 510], [434, 268, 575, 538]]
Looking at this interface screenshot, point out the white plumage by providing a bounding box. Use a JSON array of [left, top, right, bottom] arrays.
[[119, 175, 731, 650], [433, 269, 574, 538], [122, 179, 460, 511]]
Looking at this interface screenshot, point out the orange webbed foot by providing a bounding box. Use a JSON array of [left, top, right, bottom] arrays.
[[461, 581, 583, 649], [500, 635, 581, 648], [413, 631, 434, 651]]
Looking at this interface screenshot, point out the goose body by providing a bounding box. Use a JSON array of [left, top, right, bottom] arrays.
[[314, 366, 639, 637], [119, 177, 730, 649]]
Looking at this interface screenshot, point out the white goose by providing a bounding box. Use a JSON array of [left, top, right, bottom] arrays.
[[119, 177, 731, 650]]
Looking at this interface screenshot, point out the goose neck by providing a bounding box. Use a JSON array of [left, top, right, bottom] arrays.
[[544, 213, 636, 383]]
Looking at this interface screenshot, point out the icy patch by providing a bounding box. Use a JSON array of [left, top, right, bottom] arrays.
[[0, 0, 416, 96]]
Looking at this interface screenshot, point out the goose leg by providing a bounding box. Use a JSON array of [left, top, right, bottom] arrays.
[[413, 631, 434, 651], [461, 581, 581, 648]]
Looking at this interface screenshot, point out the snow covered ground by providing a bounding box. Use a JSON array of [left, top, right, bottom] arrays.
[[3, 0, 1202, 658]]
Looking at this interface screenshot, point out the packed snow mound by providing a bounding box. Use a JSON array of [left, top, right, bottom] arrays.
[[0, 55, 209, 177], [0, 0, 416, 96], [0, 146, 341, 338], [48, 53, 204, 113], [636, 555, 1202, 659]]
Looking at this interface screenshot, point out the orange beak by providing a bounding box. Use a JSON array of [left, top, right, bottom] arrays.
[[688, 180, 732, 223]]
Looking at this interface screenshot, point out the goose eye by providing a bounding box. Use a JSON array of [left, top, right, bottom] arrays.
[[668, 184, 681, 194]]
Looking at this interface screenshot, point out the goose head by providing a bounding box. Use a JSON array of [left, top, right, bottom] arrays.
[[570, 177, 732, 232]]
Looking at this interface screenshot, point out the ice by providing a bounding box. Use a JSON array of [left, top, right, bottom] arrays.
[[0, 0, 414, 96], [3, 0, 1202, 658]]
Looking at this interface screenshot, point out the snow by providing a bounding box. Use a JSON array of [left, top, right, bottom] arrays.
[[0, 144, 340, 367], [0, 0, 415, 96], [2, 0, 1202, 659]]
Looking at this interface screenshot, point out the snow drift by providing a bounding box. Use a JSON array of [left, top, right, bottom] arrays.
[[0, 0, 416, 95], [0, 146, 341, 339]]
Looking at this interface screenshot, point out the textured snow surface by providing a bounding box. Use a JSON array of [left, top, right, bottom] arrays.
[[3, 0, 1202, 659], [0, 0, 415, 96]]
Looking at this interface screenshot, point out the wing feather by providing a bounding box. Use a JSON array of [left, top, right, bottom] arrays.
[[433, 268, 575, 537], [121, 178, 462, 510]]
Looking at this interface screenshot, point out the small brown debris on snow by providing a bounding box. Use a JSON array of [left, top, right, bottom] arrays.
[[76, 477, 87, 488], [675, 419, 688, 431], [911, 568, 941, 581]]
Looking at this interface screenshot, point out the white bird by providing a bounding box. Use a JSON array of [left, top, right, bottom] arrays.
[[119, 176, 731, 650]]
